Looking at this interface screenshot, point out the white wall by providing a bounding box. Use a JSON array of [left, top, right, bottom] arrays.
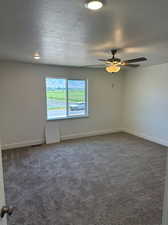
[[0, 61, 124, 149], [1, 61, 168, 149], [123, 63, 168, 146]]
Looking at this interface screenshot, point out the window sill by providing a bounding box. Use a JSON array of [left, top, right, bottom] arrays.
[[47, 115, 89, 121]]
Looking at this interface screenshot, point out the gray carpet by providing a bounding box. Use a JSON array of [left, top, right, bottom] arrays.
[[2, 132, 167, 225]]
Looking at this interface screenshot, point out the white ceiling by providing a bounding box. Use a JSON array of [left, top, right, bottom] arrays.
[[0, 0, 168, 67]]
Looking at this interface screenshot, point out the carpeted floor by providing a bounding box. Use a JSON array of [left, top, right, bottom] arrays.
[[2, 132, 167, 225]]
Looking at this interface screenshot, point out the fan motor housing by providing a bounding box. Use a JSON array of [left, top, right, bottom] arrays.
[[114, 58, 121, 63], [108, 57, 121, 63]]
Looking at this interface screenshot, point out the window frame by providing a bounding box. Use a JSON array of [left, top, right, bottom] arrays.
[[45, 77, 88, 121]]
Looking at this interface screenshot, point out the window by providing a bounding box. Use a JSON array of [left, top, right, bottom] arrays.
[[46, 78, 88, 120]]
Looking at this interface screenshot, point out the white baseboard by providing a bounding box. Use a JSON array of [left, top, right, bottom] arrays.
[[61, 128, 122, 141], [123, 128, 168, 147], [1, 139, 44, 150], [1, 128, 122, 150], [2, 128, 168, 150]]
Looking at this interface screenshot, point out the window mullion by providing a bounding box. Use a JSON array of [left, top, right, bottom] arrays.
[[66, 79, 69, 117], [85, 80, 87, 115]]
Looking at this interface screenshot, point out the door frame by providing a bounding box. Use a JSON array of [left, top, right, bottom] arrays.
[[0, 143, 7, 225]]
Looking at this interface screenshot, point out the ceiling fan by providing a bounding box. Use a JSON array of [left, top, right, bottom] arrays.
[[98, 49, 147, 73]]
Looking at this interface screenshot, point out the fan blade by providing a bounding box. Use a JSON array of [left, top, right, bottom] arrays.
[[122, 64, 140, 67], [123, 57, 147, 64], [84, 64, 106, 68], [98, 59, 111, 62], [98, 59, 111, 64], [98, 59, 107, 62]]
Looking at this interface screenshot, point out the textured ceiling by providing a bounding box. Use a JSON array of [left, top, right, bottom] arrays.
[[0, 0, 168, 67]]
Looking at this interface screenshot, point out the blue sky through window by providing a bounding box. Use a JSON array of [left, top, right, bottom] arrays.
[[46, 78, 85, 90], [46, 78, 65, 89], [68, 80, 85, 89]]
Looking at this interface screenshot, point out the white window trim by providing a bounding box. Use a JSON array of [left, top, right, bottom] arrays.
[[45, 77, 89, 121]]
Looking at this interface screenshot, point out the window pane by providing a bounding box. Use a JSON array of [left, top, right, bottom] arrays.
[[46, 78, 66, 119], [68, 80, 86, 116]]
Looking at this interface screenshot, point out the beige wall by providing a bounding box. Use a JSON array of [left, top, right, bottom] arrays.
[[123, 63, 168, 146], [0, 62, 124, 149]]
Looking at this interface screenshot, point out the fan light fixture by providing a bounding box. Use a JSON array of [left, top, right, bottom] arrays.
[[99, 49, 147, 73], [85, 0, 104, 10], [33, 53, 40, 60], [106, 65, 121, 73]]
